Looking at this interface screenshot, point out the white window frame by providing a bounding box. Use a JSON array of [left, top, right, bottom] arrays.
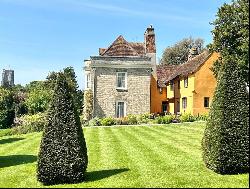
[[116, 101, 126, 118], [184, 77, 188, 88], [116, 72, 127, 90], [86, 73, 91, 89], [182, 97, 187, 109]]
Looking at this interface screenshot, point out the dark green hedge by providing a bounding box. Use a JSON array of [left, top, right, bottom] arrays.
[[202, 59, 249, 174], [37, 73, 88, 185]]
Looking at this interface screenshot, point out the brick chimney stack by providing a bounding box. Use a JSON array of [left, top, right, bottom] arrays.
[[144, 25, 156, 54]]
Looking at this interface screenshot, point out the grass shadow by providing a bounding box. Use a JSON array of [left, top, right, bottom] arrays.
[[0, 138, 25, 145], [85, 168, 129, 182], [0, 155, 37, 168]]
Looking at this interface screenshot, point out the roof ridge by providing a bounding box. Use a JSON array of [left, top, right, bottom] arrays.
[[101, 35, 139, 56]]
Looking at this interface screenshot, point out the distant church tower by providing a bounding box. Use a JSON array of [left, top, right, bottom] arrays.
[[1, 69, 14, 87]]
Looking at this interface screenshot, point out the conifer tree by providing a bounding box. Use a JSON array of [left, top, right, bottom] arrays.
[[202, 57, 249, 174], [37, 73, 88, 185]]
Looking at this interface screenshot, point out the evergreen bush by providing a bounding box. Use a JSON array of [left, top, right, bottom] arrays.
[[202, 59, 249, 174], [37, 73, 88, 185]]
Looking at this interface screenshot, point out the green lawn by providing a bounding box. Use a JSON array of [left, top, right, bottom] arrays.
[[0, 122, 249, 188]]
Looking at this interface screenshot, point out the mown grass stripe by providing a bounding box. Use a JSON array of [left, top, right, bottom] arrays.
[[0, 124, 248, 188], [153, 126, 203, 145], [126, 126, 202, 165], [141, 126, 202, 150], [87, 127, 136, 188], [121, 127, 220, 188], [85, 127, 101, 171], [0, 133, 42, 155], [115, 127, 193, 188], [108, 127, 144, 188]]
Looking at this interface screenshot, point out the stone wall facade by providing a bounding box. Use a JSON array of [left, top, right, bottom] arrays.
[[85, 56, 153, 118], [92, 67, 151, 117]]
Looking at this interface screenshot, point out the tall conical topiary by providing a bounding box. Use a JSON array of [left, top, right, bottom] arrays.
[[37, 73, 88, 185], [202, 57, 249, 174]]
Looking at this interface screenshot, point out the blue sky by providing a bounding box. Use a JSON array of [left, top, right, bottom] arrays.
[[0, 0, 231, 89]]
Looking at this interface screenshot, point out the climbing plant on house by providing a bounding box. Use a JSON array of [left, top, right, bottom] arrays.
[[37, 73, 88, 185], [83, 89, 93, 121]]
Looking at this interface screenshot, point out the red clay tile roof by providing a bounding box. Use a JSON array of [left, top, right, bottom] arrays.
[[129, 42, 145, 56], [156, 65, 180, 87], [157, 50, 211, 86], [100, 35, 146, 57]]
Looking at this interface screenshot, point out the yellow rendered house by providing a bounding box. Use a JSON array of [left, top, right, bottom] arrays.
[[151, 50, 220, 115]]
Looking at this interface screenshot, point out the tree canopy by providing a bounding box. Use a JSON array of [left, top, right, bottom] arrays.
[[161, 37, 205, 65], [209, 0, 249, 84]]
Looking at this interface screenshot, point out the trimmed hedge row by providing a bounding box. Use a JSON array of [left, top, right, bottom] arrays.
[[83, 113, 209, 127]]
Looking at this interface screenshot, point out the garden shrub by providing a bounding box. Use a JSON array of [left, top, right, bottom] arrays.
[[127, 114, 138, 125], [100, 117, 115, 126], [137, 113, 150, 124], [179, 113, 195, 122], [37, 73, 88, 185], [162, 115, 174, 124], [155, 115, 174, 124], [194, 113, 209, 121], [88, 117, 101, 127], [202, 60, 249, 174], [114, 117, 128, 125], [12, 113, 47, 135]]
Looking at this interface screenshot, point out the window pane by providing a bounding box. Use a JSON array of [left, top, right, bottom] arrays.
[[184, 77, 188, 88], [86, 74, 91, 88], [117, 73, 126, 88], [204, 97, 209, 107], [116, 102, 125, 118], [182, 97, 187, 109], [120, 102, 124, 117]]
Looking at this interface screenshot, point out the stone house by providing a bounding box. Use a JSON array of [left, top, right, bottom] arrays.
[[84, 26, 156, 118]]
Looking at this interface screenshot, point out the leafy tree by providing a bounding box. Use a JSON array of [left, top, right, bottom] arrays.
[[161, 37, 205, 65], [0, 88, 15, 129], [209, 0, 249, 84], [202, 57, 249, 174], [37, 73, 88, 185], [25, 89, 51, 114], [25, 81, 52, 114]]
